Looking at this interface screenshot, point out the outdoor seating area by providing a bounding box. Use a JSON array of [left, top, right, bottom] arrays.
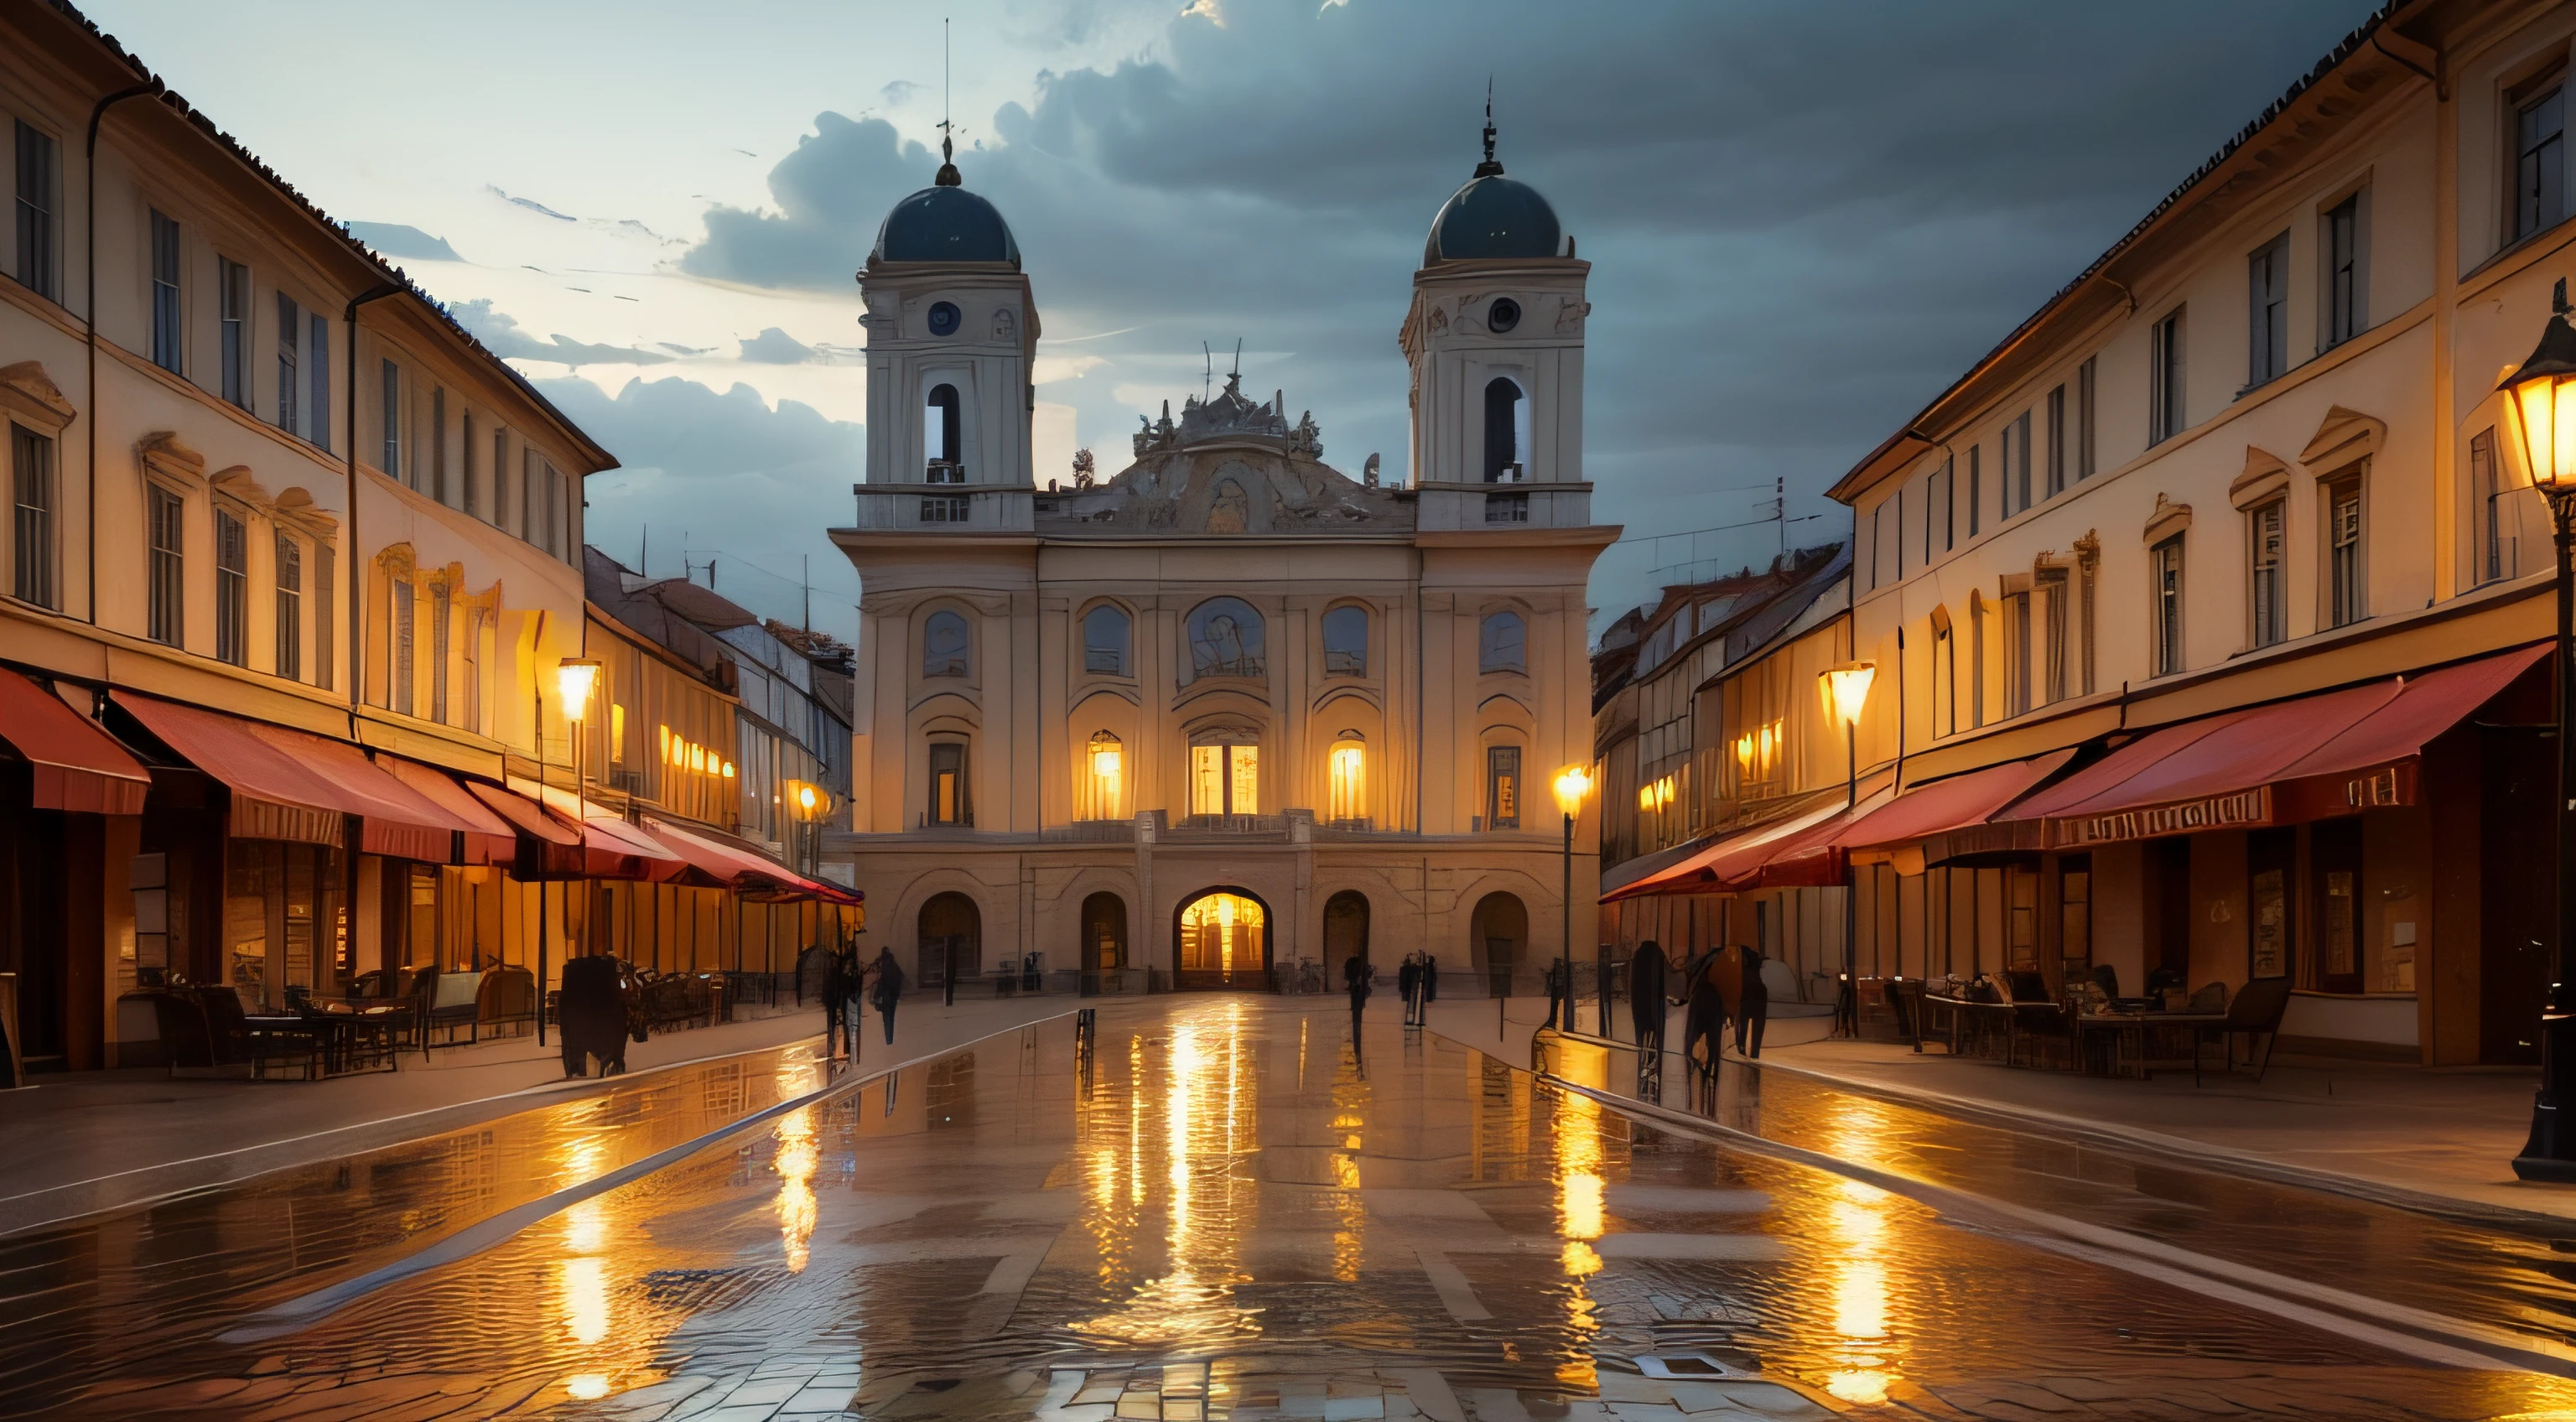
[[1886, 968, 2293, 1085]]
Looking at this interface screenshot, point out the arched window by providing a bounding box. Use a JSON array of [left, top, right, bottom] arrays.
[[1327, 731, 1366, 823], [927, 740, 969, 826], [1478, 610, 1526, 673], [1187, 597, 1265, 679], [922, 610, 969, 677], [1083, 604, 1131, 677], [1322, 605, 1368, 677], [1189, 729, 1259, 817], [925, 383, 962, 478], [1483, 376, 1524, 482], [1082, 730, 1124, 821]]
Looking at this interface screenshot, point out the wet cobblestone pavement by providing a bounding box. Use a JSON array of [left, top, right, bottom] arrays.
[[8, 999, 2576, 1419]]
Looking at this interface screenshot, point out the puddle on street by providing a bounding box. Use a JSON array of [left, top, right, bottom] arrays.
[[4, 999, 2575, 1419]]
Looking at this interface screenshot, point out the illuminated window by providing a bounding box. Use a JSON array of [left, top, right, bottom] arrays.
[[1083, 730, 1124, 821], [928, 740, 969, 826], [1327, 734, 1365, 823], [1179, 891, 1265, 973], [1486, 745, 1520, 829], [1190, 735, 1259, 817]]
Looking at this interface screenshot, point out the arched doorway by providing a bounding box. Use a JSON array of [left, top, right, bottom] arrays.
[[1323, 890, 1369, 969], [1470, 891, 1528, 996], [1080, 892, 1127, 973], [1173, 888, 1270, 990], [917, 892, 981, 990]]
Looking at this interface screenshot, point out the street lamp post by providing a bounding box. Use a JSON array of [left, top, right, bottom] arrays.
[[1553, 765, 1594, 1035], [1819, 661, 1877, 1041], [555, 658, 601, 1034], [2501, 283, 2576, 1181]]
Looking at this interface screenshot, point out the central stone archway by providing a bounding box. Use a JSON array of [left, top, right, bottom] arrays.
[[1171, 886, 1272, 991]]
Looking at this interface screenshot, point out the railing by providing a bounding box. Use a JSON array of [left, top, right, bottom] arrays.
[[1166, 813, 1291, 839], [1485, 491, 1530, 523], [924, 459, 964, 484], [1046, 819, 1137, 843]]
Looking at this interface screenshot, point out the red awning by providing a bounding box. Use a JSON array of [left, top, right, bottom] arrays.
[[498, 778, 692, 882], [0, 672, 148, 815], [644, 816, 840, 902], [1604, 776, 1893, 902], [383, 760, 517, 866], [1823, 748, 2080, 865], [2002, 644, 2549, 848], [116, 696, 480, 859]]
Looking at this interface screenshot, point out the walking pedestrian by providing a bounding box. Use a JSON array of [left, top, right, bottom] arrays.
[[1398, 954, 1420, 1027], [869, 947, 906, 1046], [1343, 952, 1372, 1037], [558, 954, 627, 1078], [1544, 956, 1569, 1030], [1630, 940, 1668, 1053], [821, 946, 860, 1061], [1423, 955, 1438, 1006], [1734, 942, 1771, 1059]]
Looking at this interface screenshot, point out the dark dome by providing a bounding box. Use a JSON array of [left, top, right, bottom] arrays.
[[870, 184, 1021, 267], [1425, 171, 1562, 264]]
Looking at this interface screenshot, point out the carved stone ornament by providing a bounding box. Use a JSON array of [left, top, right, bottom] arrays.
[[2143, 494, 2193, 544], [2299, 403, 2385, 473], [2229, 446, 2293, 511], [0, 361, 76, 433], [1426, 307, 1448, 336], [993, 308, 1017, 342], [1553, 298, 1592, 334], [138, 431, 207, 487]]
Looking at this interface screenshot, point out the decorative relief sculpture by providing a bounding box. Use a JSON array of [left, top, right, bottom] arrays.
[[1363, 454, 1381, 488], [1554, 298, 1592, 334], [993, 309, 1017, 342]]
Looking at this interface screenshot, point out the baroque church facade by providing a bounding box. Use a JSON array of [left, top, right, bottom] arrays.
[[827, 129, 1613, 990]]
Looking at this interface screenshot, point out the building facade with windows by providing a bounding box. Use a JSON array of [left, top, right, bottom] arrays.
[[828, 133, 1611, 991], [1805, 0, 2576, 1066], [0, 3, 625, 1070]]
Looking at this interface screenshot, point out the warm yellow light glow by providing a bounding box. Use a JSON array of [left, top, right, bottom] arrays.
[[2510, 349, 2576, 494], [1088, 731, 1124, 820], [559, 1255, 607, 1346], [1561, 1170, 1605, 1241], [775, 1106, 818, 1273], [1216, 895, 1235, 929], [565, 1376, 611, 1402], [610, 703, 626, 761], [796, 783, 819, 814], [1327, 737, 1365, 820], [555, 657, 601, 721], [1820, 660, 1877, 729], [1561, 1239, 1603, 1276], [1552, 764, 1593, 817], [658, 724, 672, 761], [722, 760, 736, 779]]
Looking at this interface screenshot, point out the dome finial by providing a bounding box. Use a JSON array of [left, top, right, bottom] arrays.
[[934, 18, 963, 186], [1475, 76, 1504, 178]]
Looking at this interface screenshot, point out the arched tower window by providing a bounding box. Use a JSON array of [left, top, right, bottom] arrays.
[[1322, 605, 1368, 677], [1478, 610, 1526, 673], [922, 610, 969, 677], [1187, 597, 1265, 678], [926, 383, 962, 480], [1483, 377, 1524, 482], [1327, 731, 1366, 823], [1083, 604, 1132, 676]]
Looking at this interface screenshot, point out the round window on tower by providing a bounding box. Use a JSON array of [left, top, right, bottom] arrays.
[[927, 301, 961, 336], [1488, 297, 1521, 334]]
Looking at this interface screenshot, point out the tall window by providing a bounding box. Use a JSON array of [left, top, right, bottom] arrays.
[[1327, 734, 1366, 823], [1478, 610, 1526, 673], [431, 388, 448, 505], [275, 293, 299, 434], [2329, 476, 2364, 627], [1188, 597, 1265, 678], [2005, 590, 2031, 718], [12, 424, 54, 608], [1082, 604, 1130, 676], [2472, 427, 2507, 585], [1082, 730, 1124, 821], [428, 582, 451, 724], [2248, 232, 2288, 385], [1322, 605, 1368, 676], [927, 740, 969, 825], [391, 579, 415, 716], [1926, 454, 1952, 560], [1968, 595, 1987, 729], [148, 487, 183, 646], [2045, 385, 2067, 498], [922, 610, 970, 677], [2076, 356, 2097, 479], [1483, 377, 1524, 481], [214, 510, 247, 666], [380, 359, 402, 480], [2149, 309, 2185, 444], [149, 210, 183, 374], [2006, 410, 2031, 516], [925, 383, 961, 477], [545, 462, 563, 557], [219, 259, 250, 409], [313, 545, 333, 691], [461, 413, 478, 516], [520, 448, 537, 537], [273, 531, 301, 682], [462, 608, 484, 734], [2038, 568, 2069, 706], [1485, 745, 1521, 829], [2249, 501, 2286, 648], [1190, 736, 1259, 817], [2323, 194, 2365, 348], [2151, 536, 2184, 677], [1932, 619, 1955, 736], [14, 121, 57, 302], [308, 314, 330, 451], [2518, 79, 2566, 241]]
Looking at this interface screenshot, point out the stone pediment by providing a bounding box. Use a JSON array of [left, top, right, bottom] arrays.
[[1038, 444, 1410, 537]]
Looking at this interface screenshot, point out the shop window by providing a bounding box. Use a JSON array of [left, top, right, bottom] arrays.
[[2313, 817, 2361, 994], [922, 610, 970, 677], [1082, 730, 1124, 821], [1190, 734, 1259, 817], [1479, 610, 1525, 673], [927, 740, 970, 826], [1187, 597, 1265, 679], [1322, 605, 1368, 676], [1327, 733, 1365, 823], [2059, 855, 2092, 979], [2249, 828, 2293, 980], [1083, 604, 1130, 676], [1486, 745, 1521, 830]]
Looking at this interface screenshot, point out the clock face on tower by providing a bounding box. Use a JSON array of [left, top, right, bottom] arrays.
[[927, 301, 962, 336], [1488, 297, 1521, 334]]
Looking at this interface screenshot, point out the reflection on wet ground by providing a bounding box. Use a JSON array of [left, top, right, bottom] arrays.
[[5, 1000, 2575, 1419]]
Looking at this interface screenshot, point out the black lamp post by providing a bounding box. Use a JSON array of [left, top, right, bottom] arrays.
[[2506, 280, 2576, 1182], [1553, 765, 1593, 1034], [1820, 661, 1876, 1040]]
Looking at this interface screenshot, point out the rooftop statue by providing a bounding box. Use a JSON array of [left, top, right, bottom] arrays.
[[1133, 371, 1325, 458]]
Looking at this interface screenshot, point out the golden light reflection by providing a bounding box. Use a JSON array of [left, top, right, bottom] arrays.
[[774, 1107, 818, 1274], [1561, 1170, 1605, 1242], [1561, 1239, 1602, 1277], [559, 1256, 608, 1346], [564, 1199, 605, 1256], [565, 1375, 610, 1401], [1816, 1167, 1899, 1404]]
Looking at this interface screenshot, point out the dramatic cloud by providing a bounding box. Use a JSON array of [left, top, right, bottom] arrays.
[[449, 298, 672, 369], [679, 114, 932, 291], [738, 326, 818, 364], [346, 221, 461, 262]]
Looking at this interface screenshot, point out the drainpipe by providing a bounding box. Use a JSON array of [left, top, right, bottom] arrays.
[[343, 284, 400, 735], [83, 77, 163, 625]]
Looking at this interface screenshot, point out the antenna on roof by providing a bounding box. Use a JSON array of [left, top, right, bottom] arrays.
[[1202, 342, 1213, 402], [934, 18, 961, 186], [1477, 75, 1503, 177], [1231, 338, 1242, 381]]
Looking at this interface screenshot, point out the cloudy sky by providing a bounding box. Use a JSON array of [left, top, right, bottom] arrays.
[[85, 0, 2373, 641]]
